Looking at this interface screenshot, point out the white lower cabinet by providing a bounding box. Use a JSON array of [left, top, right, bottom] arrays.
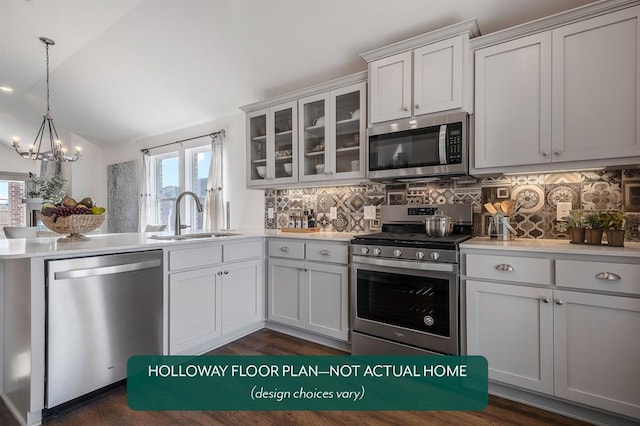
[[267, 239, 349, 342], [464, 249, 640, 421], [220, 259, 263, 335], [553, 290, 640, 419], [169, 266, 222, 354], [168, 240, 264, 355], [466, 280, 553, 395]]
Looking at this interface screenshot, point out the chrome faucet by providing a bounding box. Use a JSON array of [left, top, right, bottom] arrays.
[[174, 191, 204, 235]]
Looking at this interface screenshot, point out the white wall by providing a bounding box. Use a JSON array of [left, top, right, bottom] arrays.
[[61, 134, 106, 207], [0, 143, 39, 176], [101, 112, 264, 230]]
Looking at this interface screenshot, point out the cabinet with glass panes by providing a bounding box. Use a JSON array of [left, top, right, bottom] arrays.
[[299, 81, 365, 183], [246, 101, 297, 187], [241, 72, 366, 188]]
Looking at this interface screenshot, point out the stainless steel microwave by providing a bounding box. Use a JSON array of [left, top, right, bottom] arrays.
[[367, 112, 469, 180]]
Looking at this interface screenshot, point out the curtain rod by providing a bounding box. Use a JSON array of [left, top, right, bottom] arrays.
[[141, 130, 225, 154]]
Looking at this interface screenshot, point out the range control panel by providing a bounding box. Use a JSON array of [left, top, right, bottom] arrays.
[[407, 207, 437, 216]]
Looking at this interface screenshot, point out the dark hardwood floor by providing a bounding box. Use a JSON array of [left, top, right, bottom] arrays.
[[2, 330, 591, 425]]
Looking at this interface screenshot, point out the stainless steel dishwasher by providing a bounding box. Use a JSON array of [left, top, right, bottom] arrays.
[[46, 250, 163, 408]]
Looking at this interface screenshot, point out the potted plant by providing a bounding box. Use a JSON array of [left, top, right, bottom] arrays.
[[603, 210, 625, 247], [584, 211, 606, 245], [25, 172, 68, 205], [563, 209, 585, 244]]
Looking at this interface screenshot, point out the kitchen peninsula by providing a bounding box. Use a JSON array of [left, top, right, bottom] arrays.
[[0, 230, 354, 425]]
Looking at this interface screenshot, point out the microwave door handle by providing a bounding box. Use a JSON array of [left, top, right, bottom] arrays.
[[438, 124, 447, 164]]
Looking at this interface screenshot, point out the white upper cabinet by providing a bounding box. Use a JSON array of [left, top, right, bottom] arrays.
[[362, 19, 479, 125], [242, 72, 366, 188], [474, 32, 552, 168], [472, 4, 640, 173], [552, 6, 640, 162], [299, 82, 366, 182], [368, 51, 413, 122], [246, 101, 298, 187], [413, 36, 464, 115]]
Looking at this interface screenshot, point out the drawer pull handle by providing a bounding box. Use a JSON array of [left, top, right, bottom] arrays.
[[495, 264, 514, 272], [595, 272, 621, 281], [320, 249, 331, 256], [541, 297, 550, 304], [555, 299, 564, 306], [280, 246, 290, 252]]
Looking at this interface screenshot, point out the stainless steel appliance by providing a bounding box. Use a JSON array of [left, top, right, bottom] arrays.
[[350, 204, 473, 355], [367, 112, 468, 180], [46, 251, 163, 408]]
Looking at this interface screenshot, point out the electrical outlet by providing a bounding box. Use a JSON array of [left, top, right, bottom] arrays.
[[364, 205, 376, 220], [329, 207, 337, 220], [556, 202, 572, 221], [268, 207, 274, 219]]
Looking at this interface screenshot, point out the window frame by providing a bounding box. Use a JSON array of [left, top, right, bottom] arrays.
[[148, 141, 211, 232]]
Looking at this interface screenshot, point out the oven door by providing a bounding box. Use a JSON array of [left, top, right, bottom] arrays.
[[351, 255, 459, 355]]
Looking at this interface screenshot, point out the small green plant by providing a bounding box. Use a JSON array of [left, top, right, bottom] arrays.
[[584, 211, 607, 229], [603, 211, 625, 230], [562, 209, 585, 228]]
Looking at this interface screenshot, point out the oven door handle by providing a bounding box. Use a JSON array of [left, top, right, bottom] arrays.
[[438, 124, 447, 165], [352, 255, 456, 273]]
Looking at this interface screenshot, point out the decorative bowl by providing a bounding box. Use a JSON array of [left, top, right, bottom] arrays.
[[256, 166, 267, 178], [284, 163, 292, 175], [40, 214, 105, 242]]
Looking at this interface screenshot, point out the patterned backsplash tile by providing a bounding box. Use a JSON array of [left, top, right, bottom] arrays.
[[264, 168, 640, 242]]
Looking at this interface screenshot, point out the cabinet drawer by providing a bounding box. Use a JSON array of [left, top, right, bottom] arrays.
[[556, 259, 640, 295], [305, 242, 348, 264], [224, 240, 263, 263], [466, 254, 551, 285], [268, 240, 305, 260], [169, 244, 223, 271]]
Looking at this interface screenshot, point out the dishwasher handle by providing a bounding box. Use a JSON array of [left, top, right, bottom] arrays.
[[53, 259, 161, 280]]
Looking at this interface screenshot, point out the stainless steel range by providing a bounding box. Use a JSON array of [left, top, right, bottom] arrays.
[[350, 203, 473, 355]]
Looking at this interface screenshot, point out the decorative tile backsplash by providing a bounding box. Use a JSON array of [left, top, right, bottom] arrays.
[[264, 168, 640, 241]]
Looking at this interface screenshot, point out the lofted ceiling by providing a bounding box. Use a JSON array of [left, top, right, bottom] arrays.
[[0, 0, 599, 148]]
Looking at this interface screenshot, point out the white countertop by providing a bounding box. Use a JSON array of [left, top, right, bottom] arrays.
[[461, 237, 640, 258], [0, 229, 360, 259]]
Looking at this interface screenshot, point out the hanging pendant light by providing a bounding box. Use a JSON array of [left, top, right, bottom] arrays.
[[12, 37, 81, 162]]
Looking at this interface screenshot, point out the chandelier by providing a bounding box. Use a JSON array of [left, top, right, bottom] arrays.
[[12, 37, 81, 162]]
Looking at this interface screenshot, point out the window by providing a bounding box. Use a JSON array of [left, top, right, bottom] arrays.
[[0, 173, 28, 238], [149, 144, 211, 232]]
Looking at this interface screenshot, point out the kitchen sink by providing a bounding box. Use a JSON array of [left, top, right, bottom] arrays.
[[148, 232, 241, 241]]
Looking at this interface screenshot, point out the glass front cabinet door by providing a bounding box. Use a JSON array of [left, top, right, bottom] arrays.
[[299, 82, 366, 182], [246, 101, 298, 187]]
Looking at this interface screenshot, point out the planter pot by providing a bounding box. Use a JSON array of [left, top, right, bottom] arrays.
[[569, 227, 585, 244], [607, 229, 625, 247], [585, 228, 604, 245]]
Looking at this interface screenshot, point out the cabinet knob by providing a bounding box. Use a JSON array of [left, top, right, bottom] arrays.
[[540, 297, 550, 304], [224, 270, 229, 275], [320, 249, 331, 256], [217, 271, 223, 276], [495, 264, 514, 272], [403, 106, 409, 111], [415, 104, 420, 109], [595, 271, 621, 281], [555, 299, 564, 305], [554, 150, 562, 156], [541, 151, 549, 157], [280, 246, 289, 252]]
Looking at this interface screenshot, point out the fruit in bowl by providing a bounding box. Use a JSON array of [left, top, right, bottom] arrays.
[[40, 196, 106, 242]]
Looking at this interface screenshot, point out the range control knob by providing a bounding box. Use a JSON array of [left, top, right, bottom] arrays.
[[393, 249, 402, 257], [373, 248, 382, 256], [361, 247, 370, 255], [416, 251, 425, 260], [430, 252, 440, 261]]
